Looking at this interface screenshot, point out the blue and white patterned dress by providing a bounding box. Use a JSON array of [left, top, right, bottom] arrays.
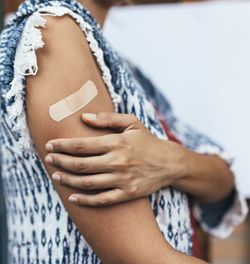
[[0, 0, 247, 263]]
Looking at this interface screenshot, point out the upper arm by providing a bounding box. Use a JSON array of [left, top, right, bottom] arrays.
[[26, 15, 170, 263]]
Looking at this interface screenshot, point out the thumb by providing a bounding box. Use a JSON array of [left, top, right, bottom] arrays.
[[81, 112, 142, 132]]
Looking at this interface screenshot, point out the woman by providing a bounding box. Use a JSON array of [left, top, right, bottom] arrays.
[[0, 0, 247, 263]]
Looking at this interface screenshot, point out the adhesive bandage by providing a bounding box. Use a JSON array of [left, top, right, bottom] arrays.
[[49, 80, 98, 122]]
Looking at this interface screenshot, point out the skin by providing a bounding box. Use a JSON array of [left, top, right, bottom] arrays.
[[25, 0, 230, 262], [45, 112, 187, 206], [45, 111, 234, 206], [25, 4, 207, 263], [44, 0, 234, 207]]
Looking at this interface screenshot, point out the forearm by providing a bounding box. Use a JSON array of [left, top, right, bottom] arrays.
[[169, 251, 208, 264], [171, 146, 234, 203], [60, 191, 172, 264]]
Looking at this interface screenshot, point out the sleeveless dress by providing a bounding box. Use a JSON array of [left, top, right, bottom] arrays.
[[0, 0, 247, 263]]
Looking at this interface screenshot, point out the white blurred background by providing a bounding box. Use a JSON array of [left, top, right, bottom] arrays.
[[105, 0, 250, 197]]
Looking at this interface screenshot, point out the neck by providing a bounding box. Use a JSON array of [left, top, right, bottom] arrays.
[[78, 0, 111, 28]]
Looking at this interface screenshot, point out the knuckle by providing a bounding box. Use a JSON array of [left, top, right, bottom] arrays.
[[113, 135, 125, 149], [72, 143, 84, 153], [81, 179, 94, 190], [100, 193, 115, 206], [125, 173, 133, 183], [120, 154, 131, 167], [97, 112, 104, 119], [99, 197, 109, 206], [111, 155, 130, 169], [73, 159, 85, 173], [128, 185, 138, 196], [129, 114, 138, 123], [97, 112, 109, 122], [60, 173, 69, 184]]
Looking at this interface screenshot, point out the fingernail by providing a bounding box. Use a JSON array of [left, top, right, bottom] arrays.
[[52, 173, 60, 182], [45, 143, 54, 152], [82, 113, 96, 120], [69, 196, 78, 203], [45, 155, 53, 164]]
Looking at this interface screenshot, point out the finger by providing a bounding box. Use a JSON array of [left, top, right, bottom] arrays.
[[46, 133, 128, 156], [46, 135, 113, 154], [69, 189, 126, 207], [52, 172, 119, 190], [45, 153, 111, 174], [82, 112, 142, 132]]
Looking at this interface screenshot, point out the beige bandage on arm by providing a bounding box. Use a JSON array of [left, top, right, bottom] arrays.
[[49, 80, 98, 122]]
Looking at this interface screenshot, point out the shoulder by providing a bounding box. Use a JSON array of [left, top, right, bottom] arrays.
[[39, 14, 88, 50], [26, 12, 105, 101], [25, 11, 114, 143], [35, 14, 92, 70]]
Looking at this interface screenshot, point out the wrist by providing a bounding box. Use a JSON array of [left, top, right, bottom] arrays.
[[161, 140, 191, 187], [169, 144, 198, 189]]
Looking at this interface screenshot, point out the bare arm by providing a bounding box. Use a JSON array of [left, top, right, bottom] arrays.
[[24, 15, 194, 264], [26, 15, 208, 263], [171, 149, 234, 203], [44, 111, 234, 205]]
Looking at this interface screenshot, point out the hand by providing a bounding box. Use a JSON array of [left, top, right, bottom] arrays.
[[45, 112, 188, 206]]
